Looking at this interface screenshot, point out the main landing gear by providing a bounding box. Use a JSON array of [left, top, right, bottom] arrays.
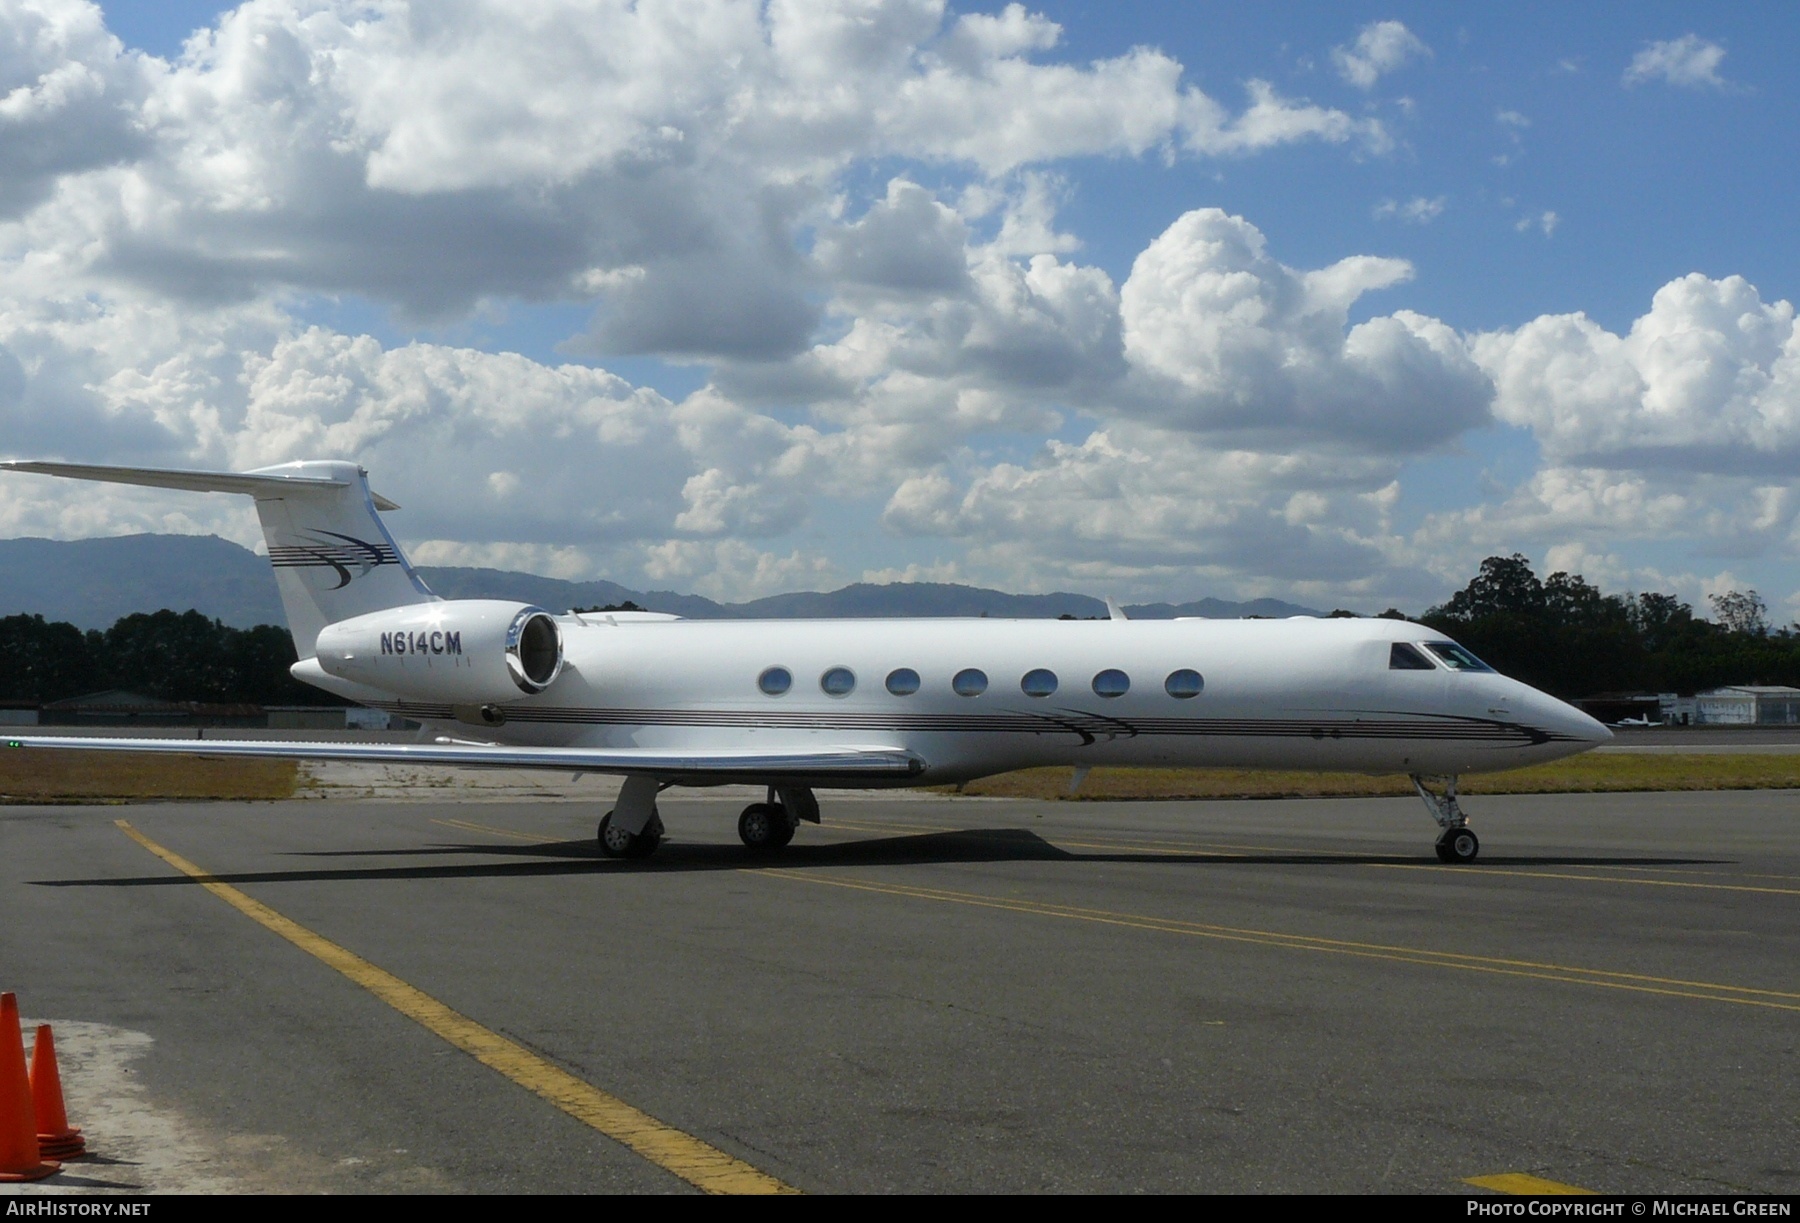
[[1410, 774, 1480, 864], [737, 802, 795, 851], [738, 785, 820, 855], [595, 782, 823, 860], [597, 808, 663, 859], [596, 774, 665, 859]]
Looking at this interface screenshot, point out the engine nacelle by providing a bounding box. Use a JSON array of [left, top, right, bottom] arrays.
[[312, 600, 565, 703]]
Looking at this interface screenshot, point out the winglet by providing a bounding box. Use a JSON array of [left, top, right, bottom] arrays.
[[1105, 598, 1128, 621]]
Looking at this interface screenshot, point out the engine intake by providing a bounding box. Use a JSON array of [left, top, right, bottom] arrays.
[[313, 600, 566, 703]]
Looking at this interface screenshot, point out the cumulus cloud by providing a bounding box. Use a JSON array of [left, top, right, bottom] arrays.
[[1418, 467, 1695, 549], [1472, 274, 1800, 471], [642, 538, 837, 600], [0, 283, 824, 585], [0, 0, 1384, 366], [815, 178, 972, 297], [1623, 35, 1729, 89], [725, 203, 1488, 531], [1412, 463, 1800, 609], [0, 0, 150, 217], [1332, 21, 1430, 90], [1117, 209, 1490, 447], [880, 425, 1406, 595], [1183, 79, 1390, 156]]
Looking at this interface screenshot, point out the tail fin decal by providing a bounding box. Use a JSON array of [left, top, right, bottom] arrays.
[[1, 459, 434, 657], [268, 529, 404, 584]]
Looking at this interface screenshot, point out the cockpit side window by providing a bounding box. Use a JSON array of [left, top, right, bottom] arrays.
[[1421, 641, 1495, 672], [1389, 642, 1436, 670]]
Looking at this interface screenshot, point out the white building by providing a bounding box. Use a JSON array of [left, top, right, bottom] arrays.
[[1693, 686, 1800, 725]]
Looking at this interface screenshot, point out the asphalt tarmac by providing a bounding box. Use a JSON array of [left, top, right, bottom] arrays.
[[2, 789, 1796, 1195]]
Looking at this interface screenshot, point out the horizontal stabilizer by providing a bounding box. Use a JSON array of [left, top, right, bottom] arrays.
[[3, 736, 926, 784], [1, 460, 401, 510]]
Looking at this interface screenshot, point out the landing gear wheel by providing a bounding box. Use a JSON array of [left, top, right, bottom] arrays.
[[597, 809, 663, 859], [1436, 825, 1479, 864], [767, 809, 795, 849], [738, 802, 795, 852]]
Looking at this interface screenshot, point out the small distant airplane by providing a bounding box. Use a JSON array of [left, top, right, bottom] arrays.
[[1612, 715, 1662, 728], [0, 459, 1610, 863]]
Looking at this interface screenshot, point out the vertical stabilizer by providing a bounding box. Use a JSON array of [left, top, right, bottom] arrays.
[[0, 459, 436, 656], [246, 461, 435, 654]]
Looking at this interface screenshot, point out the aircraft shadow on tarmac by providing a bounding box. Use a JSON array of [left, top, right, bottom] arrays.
[[31, 827, 1729, 889]]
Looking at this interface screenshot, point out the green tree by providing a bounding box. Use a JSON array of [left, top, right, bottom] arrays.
[[1424, 557, 1645, 697], [0, 615, 103, 702], [1708, 590, 1768, 637], [1432, 554, 1544, 621]]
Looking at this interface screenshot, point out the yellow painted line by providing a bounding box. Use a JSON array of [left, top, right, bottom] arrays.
[[1372, 862, 1800, 897], [432, 817, 559, 843], [823, 816, 957, 838], [1048, 834, 1800, 890], [761, 869, 1800, 1012], [1582, 863, 1800, 884], [116, 820, 796, 1195], [1465, 1172, 1597, 1195]]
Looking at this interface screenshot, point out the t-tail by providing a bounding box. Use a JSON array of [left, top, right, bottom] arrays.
[[0, 460, 436, 656]]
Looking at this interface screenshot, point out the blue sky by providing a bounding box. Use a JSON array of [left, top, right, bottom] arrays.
[[2, 2, 1797, 616]]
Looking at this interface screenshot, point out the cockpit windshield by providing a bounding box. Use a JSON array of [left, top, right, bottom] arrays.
[[1421, 641, 1495, 673], [1389, 642, 1435, 670]]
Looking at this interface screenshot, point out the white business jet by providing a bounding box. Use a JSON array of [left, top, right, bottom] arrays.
[[0, 459, 1609, 863]]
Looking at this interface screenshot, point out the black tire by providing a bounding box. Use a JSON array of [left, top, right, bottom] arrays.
[[1438, 826, 1480, 864], [767, 806, 796, 849], [627, 824, 661, 858], [598, 809, 662, 859], [738, 802, 794, 852]]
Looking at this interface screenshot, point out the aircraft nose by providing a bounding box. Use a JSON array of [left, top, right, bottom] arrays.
[[1572, 706, 1613, 744], [1540, 692, 1612, 745]]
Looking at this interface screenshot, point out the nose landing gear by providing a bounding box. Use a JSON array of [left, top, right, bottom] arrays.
[[1411, 774, 1479, 863], [1434, 823, 1480, 864]]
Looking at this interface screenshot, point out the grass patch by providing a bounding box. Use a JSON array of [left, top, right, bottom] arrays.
[[949, 754, 1800, 802], [0, 749, 300, 803]]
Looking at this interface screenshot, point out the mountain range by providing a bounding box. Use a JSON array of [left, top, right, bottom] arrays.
[[0, 533, 1324, 629]]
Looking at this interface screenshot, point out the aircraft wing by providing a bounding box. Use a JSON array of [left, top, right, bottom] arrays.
[[3, 735, 926, 784]]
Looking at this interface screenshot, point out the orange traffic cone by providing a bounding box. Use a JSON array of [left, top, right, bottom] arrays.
[[30, 1025, 84, 1159], [0, 994, 58, 1182]]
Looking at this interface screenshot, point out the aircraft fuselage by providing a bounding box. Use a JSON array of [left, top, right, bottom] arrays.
[[356, 614, 1608, 787]]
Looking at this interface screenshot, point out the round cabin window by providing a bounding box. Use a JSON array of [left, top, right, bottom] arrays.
[[886, 668, 921, 696], [952, 668, 989, 697], [1092, 669, 1130, 698], [1164, 669, 1203, 698]]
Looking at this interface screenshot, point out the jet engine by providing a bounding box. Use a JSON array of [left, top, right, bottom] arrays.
[[311, 600, 565, 703]]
